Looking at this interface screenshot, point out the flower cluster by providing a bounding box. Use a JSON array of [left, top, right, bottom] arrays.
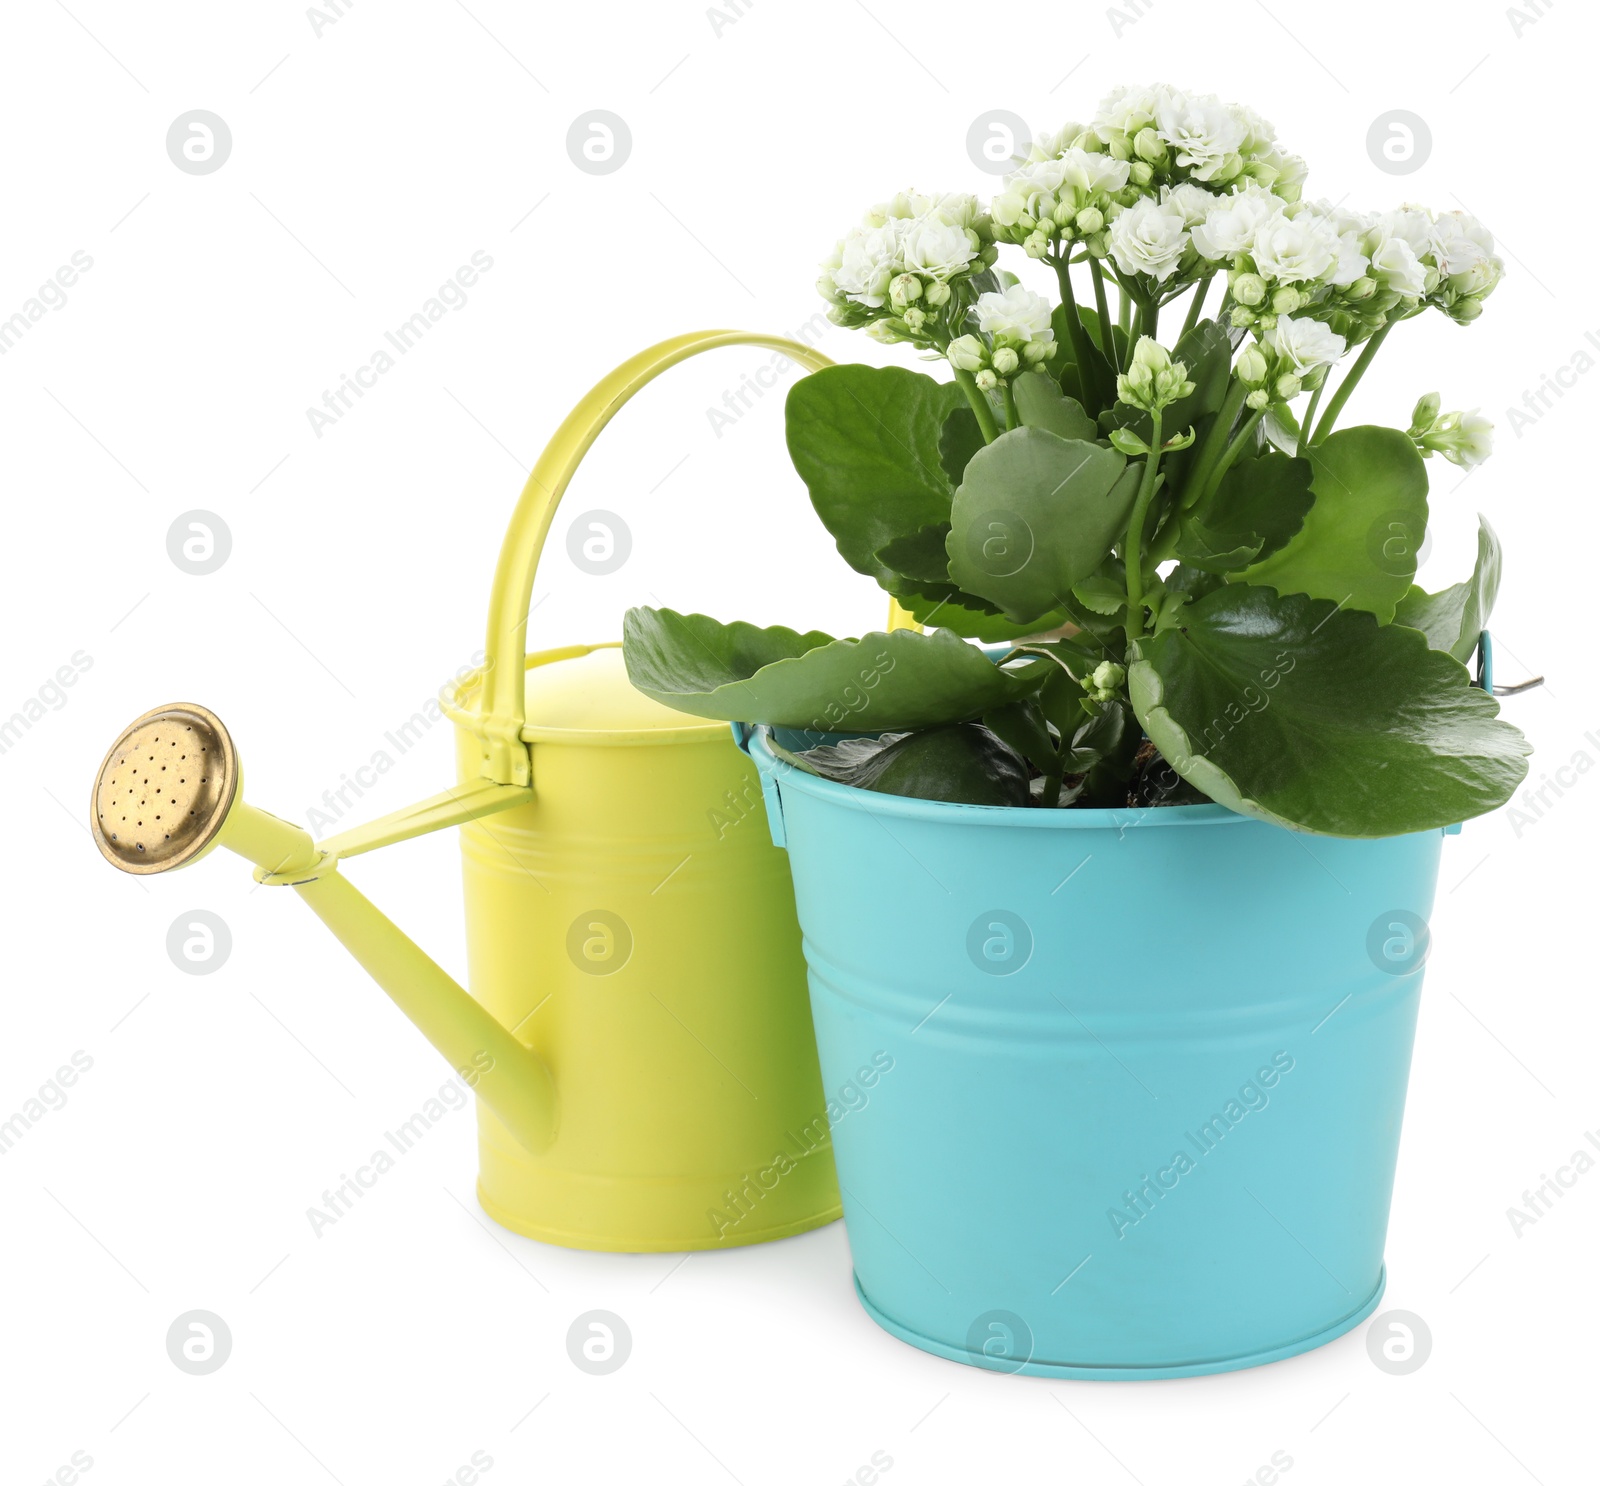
[[817, 191, 995, 349], [1091, 85, 1306, 197], [811, 83, 1505, 432], [990, 148, 1131, 260], [1209, 198, 1504, 340], [1116, 336, 1193, 414], [947, 285, 1056, 389], [1234, 316, 1349, 407], [1409, 393, 1494, 469]]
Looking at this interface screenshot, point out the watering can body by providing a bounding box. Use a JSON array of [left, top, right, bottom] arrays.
[[92, 331, 858, 1253], [452, 646, 839, 1248]]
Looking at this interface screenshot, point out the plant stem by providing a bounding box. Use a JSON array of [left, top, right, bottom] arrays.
[[953, 367, 1000, 443], [1088, 257, 1118, 372], [1052, 256, 1103, 409], [1001, 383, 1019, 431], [1181, 376, 1248, 511], [1193, 408, 1265, 508], [1118, 286, 1132, 338], [1123, 409, 1164, 645], [1295, 381, 1325, 458], [1132, 298, 1160, 344], [1310, 321, 1392, 445], [1180, 275, 1213, 339]]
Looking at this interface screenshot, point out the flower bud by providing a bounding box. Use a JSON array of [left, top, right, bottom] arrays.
[[1450, 295, 1485, 323], [1075, 206, 1104, 235], [1230, 305, 1256, 329], [1235, 344, 1269, 385], [1129, 161, 1154, 187], [1271, 286, 1301, 315], [992, 346, 1019, 376], [1346, 276, 1376, 301], [889, 272, 922, 310], [1134, 127, 1166, 163], [1021, 340, 1050, 364], [1053, 201, 1076, 229], [974, 369, 999, 391], [946, 334, 986, 372], [1092, 661, 1126, 692], [1245, 388, 1270, 409], [1024, 231, 1052, 258], [1409, 392, 1441, 434], [924, 280, 952, 307], [1232, 272, 1267, 306], [1274, 373, 1302, 401], [902, 306, 926, 331], [1117, 336, 1195, 413]]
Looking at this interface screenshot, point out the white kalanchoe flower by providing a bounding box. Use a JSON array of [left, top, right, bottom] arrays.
[[1094, 83, 1171, 150], [974, 284, 1056, 363], [1062, 148, 1134, 195], [1266, 315, 1348, 377], [991, 157, 1072, 229], [1025, 121, 1091, 162], [1430, 210, 1504, 298], [1362, 227, 1426, 299], [1161, 181, 1219, 227], [1155, 90, 1247, 182], [899, 214, 979, 281], [1251, 211, 1340, 284], [823, 223, 901, 308], [1190, 184, 1281, 261], [1293, 200, 1370, 287], [1108, 196, 1191, 281]]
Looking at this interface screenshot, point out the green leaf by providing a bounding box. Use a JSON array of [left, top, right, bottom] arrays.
[[777, 725, 1031, 808], [983, 699, 1056, 775], [875, 523, 955, 586], [786, 364, 965, 585], [1012, 372, 1098, 441], [1261, 401, 1300, 456], [938, 406, 986, 487], [946, 428, 1136, 624], [1071, 698, 1142, 807], [901, 593, 1072, 642], [1076, 304, 1131, 367], [622, 608, 1046, 731], [1177, 449, 1314, 573], [1072, 574, 1128, 616], [1165, 562, 1225, 604], [1394, 515, 1502, 663], [1235, 426, 1429, 623], [1127, 585, 1530, 836], [1046, 304, 1114, 411]]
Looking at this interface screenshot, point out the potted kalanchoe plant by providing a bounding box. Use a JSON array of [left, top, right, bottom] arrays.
[[622, 85, 1533, 1379]]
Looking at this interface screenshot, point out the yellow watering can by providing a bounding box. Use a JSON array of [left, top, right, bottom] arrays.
[[90, 331, 904, 1252]]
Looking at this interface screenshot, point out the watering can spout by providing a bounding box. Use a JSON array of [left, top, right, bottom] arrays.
[[91, 703, 557, 1154]]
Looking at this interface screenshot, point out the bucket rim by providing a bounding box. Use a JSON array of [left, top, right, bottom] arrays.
[[742, 726, 1253, 832]]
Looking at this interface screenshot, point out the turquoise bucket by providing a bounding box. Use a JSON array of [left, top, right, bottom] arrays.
[[737, 683, 1471, 1378]]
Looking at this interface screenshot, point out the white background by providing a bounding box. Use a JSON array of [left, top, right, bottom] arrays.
[[2, 1, 1595, 1482]]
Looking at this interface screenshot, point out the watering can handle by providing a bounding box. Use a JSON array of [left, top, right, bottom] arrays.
[[471, 330, 916, 785]]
